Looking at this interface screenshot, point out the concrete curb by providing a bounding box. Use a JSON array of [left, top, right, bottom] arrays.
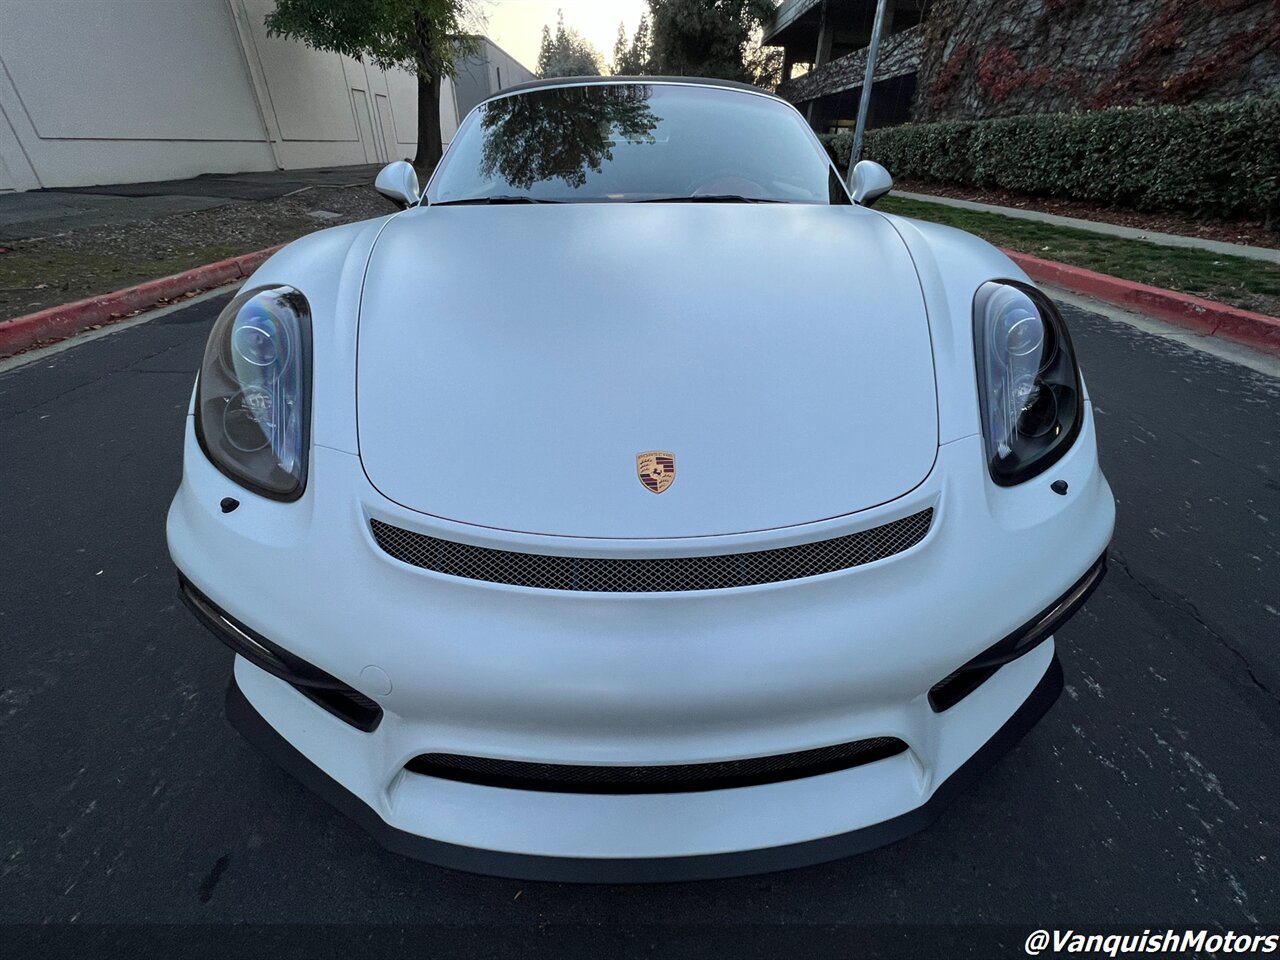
[[0, 245, 283, 358], [1004, 249, 1280, 356]]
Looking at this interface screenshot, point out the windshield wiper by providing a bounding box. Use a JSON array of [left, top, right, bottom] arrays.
[[432, 196, 563, 206], [635, 195, 785, 204]]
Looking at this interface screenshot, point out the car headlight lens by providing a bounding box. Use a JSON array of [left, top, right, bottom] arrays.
[[974, 280, 1082, 486], [195, 286, 311, 500]]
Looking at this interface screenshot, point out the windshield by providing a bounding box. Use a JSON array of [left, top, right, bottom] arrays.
[[426, 83, 850, 205]]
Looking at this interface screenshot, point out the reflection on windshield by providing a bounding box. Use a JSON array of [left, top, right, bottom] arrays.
[[479, 85, 660, 191], [429, 83, 849, 205]]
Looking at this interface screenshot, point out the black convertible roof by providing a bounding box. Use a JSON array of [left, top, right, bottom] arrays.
[[480, 75, 773, 104]]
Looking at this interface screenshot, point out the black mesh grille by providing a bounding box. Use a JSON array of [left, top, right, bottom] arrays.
[[370, 508, 932, 593], [406, 737, 909, 794]]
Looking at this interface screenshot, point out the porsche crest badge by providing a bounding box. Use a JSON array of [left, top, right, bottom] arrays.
[[636, 451, 676, 494]]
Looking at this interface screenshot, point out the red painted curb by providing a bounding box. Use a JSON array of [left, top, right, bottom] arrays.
[[1004, 249, 1280, 355], [0, 244, 284, 359]]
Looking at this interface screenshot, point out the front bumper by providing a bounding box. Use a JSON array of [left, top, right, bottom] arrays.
[[168, 404, 1114, 878], [225, 651, 1065, 882]]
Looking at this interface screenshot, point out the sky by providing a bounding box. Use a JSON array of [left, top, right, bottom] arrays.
[[479, 1, 651, 74]]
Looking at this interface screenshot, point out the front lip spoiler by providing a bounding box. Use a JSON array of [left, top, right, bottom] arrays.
[[179, 573, 384, 732], [966, 551, 1108, 671], [929, 551, 1107, 712], [225, 654, 1064, 883], [179, 574, 344, 691]]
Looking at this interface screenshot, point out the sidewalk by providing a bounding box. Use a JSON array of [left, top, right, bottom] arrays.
[[0, 164, 385, 243], [895, 190, 1280, 265]]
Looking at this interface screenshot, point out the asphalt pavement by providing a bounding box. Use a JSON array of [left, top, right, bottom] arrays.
[[1, 294, 1277, 934]]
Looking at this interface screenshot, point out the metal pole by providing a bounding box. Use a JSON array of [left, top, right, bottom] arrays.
[[846, 0, 890, 184]]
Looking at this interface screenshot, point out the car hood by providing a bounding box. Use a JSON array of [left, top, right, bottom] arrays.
[[356, 203, 937, 539]]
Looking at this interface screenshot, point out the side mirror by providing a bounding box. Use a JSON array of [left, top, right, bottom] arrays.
[[375, 161, 421, 209], [850, 160, 892, 207]]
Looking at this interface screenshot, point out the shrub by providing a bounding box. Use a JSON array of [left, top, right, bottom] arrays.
[[818, 97, 1280, 224]]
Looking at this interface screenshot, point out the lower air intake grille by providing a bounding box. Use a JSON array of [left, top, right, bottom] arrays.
[[406, 737, 909, 794], [370, 508, 932, 593]]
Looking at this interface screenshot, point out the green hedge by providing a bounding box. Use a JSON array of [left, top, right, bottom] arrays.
[[819, 97, 1280, 223]]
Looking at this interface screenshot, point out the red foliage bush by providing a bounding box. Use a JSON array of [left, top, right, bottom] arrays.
[[929, 42, 971, 107], [977, 43, 1052, 104], [976, 44, 1022, 101]]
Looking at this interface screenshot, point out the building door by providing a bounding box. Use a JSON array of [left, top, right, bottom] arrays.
[[0, 103, 40, 192], [350, 89, 385, 163], [374, 93, 398, 162]]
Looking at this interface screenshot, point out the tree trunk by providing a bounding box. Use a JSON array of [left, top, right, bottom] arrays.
[[411, 12, 444, 171], [414, 70, 444, 170]]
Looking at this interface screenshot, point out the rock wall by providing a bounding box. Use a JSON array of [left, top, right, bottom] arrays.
[[915, 0, 1280, 121]]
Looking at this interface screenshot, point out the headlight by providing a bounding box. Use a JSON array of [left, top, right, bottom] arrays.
[[974, 280, 1082, 486], [195, 286, 311, 500]]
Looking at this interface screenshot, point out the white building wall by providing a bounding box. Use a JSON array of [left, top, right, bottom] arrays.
[[0, 0, 461, 191], [453, 39, 538, 121]]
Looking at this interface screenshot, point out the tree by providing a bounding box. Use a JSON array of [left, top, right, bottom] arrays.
[[743, 33, 783, 90], [646, 0, 776, 83], [537, 11, 603, 78], [612, 14, 652, 76], [612, 24, 630, 74], [265, 0, 481, 169]]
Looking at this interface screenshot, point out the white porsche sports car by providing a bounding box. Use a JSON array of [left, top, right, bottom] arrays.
[[168, 76, 1114, 881]]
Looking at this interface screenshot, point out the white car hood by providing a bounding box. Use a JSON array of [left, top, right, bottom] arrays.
[[356, 203, 937, 539]]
